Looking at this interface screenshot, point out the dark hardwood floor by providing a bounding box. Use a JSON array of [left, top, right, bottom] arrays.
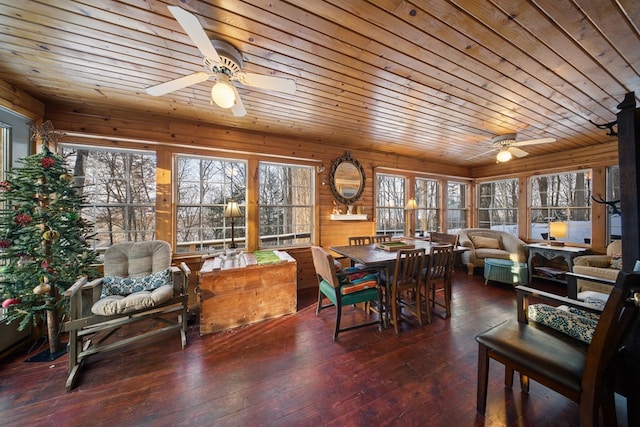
[[0, 268, 629, 426]]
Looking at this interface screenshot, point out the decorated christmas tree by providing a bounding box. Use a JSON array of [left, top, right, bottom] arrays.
[[0, 121, 99, 358]]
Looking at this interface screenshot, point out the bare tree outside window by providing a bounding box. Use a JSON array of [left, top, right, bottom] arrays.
[[258, 162, 312, 247], [478, 179, 519, 236], [61, 145, 156, 251], [447, 182, 467, 233], [376, 174, 405, 236], [176, 156, 246, 253], [530, 170, 592, 244], [415, 178, 439, 236]]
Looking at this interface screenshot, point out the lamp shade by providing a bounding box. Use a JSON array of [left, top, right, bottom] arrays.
[[211, 74, 236, 109], [224, 200, 242, 218], [496, 147, 513, 162], [549, 221, 567, 239], [405, 198, 418, 210]]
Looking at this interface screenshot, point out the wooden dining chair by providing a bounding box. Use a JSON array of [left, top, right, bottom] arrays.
[[429, 231, 459, 246], [371, 234, 392, 243], [475, 271, 640, 426], [389, 248, 427, 334], [349, 236, 372, 246], [311, 246, 383, 340], [424, 243, 455, 318]]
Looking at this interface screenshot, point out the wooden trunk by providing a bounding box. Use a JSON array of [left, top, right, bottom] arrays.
[[199, 252, 297, 335]]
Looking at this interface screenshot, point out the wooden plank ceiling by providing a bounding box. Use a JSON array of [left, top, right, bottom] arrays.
[[0, 0, 638, 166]]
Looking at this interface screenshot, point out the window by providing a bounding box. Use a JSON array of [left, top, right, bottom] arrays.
[[376, 173, 405, 236], [607, 165, 621, 241], [176, 156, 246, 253], [258, 162, 313, 247], [414, 177, 439, 236], [447, 181, 467, 233], [530, 170, 591, 244], [61, 145, 156, 251], [478, 179, 519, 236]]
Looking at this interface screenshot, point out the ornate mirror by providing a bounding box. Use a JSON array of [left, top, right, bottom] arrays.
[[329, 152, 366, 205]]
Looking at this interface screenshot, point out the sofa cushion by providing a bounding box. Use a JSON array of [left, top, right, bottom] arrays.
[[92, 284, 174, 315], [471, 235, 501, 249], [100, 267, 172, 298]]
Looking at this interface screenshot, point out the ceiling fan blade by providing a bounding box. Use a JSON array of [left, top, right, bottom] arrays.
[[466, 148, 497, 161], [509, 146, 529, 158], [168, 6, 221, 63], [511, 137, 556, 147], [230, 85, 247, 117], [235, 72, 297, 94], [146, 72, 210, 96]]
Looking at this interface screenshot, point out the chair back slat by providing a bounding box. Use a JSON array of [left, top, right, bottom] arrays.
[[392, 248, 426, 289], [371, 235, 392, 243], [349, 236, 372, 246], [426, 244, 454, 281], [429, 232, 459, 246]]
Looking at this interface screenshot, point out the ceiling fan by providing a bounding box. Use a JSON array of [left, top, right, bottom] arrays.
[[145, 6, 297, 117], [467, 133, 556, 162]]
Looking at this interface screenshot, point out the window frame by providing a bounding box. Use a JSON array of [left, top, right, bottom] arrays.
[[175, 154, 247, 253], [60, 144, 157, 251], [257, 161, 314, 248], [477, 178, 519, 236], [529, 169, 592, 244]]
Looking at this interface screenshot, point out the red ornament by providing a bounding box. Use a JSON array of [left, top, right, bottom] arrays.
[[40, 157, 55, 168], [0, 239, 10, 248], [15, 212, 32, 225], [0, 181, 10, 191], [2, 298, 20, 309]]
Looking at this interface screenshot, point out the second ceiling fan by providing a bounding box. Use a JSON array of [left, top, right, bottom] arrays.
[[146, 6, 297, 117], [469, 133, 556, 162]]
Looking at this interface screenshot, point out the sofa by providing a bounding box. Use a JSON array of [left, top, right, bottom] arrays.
[[457, 228, 528, 275], [571, 240, 622, 300]]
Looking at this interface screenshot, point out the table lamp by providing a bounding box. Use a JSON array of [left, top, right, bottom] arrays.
[[405, 198, 418, 237], [224, 199, 242, 249], [549, 221, 567, 246]]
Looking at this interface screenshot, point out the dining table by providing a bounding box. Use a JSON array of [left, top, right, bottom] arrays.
[[329, 238, 468, 327], [329, 237, 468, 268]]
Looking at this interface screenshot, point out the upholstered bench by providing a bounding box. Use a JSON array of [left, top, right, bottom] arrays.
[[483, 258, 528, 286]]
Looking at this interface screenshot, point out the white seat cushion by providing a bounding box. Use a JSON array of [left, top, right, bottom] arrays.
[[91, 284, 174, 315]]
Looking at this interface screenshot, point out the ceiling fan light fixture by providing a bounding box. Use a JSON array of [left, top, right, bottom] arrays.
[[211, 74, 236, 108], [496, 147, 513, 162]]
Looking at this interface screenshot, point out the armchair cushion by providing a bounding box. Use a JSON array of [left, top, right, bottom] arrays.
[[470, 235, 501, 249], [100, 267, 172, 298], [92, 284, 174, 316], [527, 303, 598, 344]]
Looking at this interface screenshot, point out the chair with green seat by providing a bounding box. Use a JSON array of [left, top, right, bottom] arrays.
[[311, 246, 383, 340]]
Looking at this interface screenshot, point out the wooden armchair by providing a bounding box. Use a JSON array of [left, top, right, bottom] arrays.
[[311, 246, 383, 340], [63, 241, 190, 391], [476, 271, 640, 426]]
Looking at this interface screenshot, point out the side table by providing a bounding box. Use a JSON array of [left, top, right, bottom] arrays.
[[525, 243, 589, 284], [484, 258, 528, 286]]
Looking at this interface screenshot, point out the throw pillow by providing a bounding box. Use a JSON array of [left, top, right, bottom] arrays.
[[341, 273, 378, 295], [470, 235, 501, 249], [101, 268, 172, 298], [610, 255, 623, 270]]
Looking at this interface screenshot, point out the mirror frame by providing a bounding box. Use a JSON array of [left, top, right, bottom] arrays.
[[329, 151, 366, 205]]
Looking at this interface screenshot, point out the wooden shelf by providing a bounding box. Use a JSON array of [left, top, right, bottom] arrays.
[[330, 214, 368, 220]]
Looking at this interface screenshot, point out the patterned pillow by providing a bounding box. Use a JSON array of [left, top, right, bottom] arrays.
[[610, 256, 623, 270], [101, 268, 172, 298], [527, 304, 598, 344], [341, 273, 378, 295]]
